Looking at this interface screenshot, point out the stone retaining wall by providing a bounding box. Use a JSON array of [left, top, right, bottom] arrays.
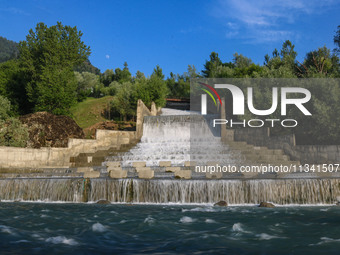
[[226, 128, 340, 164], [0, 99, 158, 169]]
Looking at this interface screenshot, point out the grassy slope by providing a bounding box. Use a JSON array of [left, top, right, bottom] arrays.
[[70, 96, 113, 129]]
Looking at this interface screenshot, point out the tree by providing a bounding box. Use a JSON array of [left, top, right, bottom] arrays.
[[74, 71, 102, 101], [262, 40, 298, 78], [0, 95, 29, 147], [0, 95, 11, 120], [0, 60, 29, 114], [19, 22, 90, 115], [152, 65, 165, 79], [111, 82, 136, 121], [74, 59, 100, 75], [233, 53, 253, 69], [298, 46, 339, 77], [0, 118, 29, 147], [202, 52, 223, 77]]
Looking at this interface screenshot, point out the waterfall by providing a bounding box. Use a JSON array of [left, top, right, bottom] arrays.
[[1, 178, 339, 205], [0, 178, 83, 202], [105, 113, 243, 167]]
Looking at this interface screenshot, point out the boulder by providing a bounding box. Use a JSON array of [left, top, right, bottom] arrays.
[[259, 202, 275, 208], [96, 200, 111, 204], [214, 200, 228, 207]]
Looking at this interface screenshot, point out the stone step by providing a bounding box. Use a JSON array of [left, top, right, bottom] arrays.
[[244, 154, 290, 161], [0, 172, 84, 178], [241, 149, 284, 155], [245, 161, 300, 166]]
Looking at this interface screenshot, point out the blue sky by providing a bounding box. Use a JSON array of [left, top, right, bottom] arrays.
[[0, 0, 339, 77]]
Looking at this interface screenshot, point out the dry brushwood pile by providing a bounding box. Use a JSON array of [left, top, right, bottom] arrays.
[[20, 112, 85, 148]]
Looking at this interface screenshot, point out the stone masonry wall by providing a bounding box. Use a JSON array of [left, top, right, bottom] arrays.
[[0, 100, 157, 169], [228, 128, 340, 164]]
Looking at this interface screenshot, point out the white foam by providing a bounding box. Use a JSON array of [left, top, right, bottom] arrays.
[[45, 236, 78, 245], [182, 207, 217, 212], [256, 233, 282, 240], [205, 219, 216, 223], [0, 225, 16, 235], [232, 223, 245, 233], [310, 237, 340, 246], [160, 108, 190, 116], [144, 216, 155, 224], [92, 223, 107, 232], [180, 216, 195, 223], [11, 240, 30, 244]]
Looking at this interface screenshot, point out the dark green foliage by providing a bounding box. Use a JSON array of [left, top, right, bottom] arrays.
[[19, 22, 91, 115], [0, 95, 11, 120], [74, 59, 101, 75], [0, 36, 19, 63], [0, 95, 29, 147], [0, 60, 29, 114], [297, 46, 339, 77], [101, 62, 132, 86], [0, 117, 29, 147]]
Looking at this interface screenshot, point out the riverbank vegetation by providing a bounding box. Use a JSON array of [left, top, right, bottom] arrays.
[[0, 22, 339, 146]]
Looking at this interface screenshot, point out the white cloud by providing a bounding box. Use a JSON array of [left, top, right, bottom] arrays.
[[105, 55, 110, 59], [212, 0, 337, 43], [0, 7, 30, 16]]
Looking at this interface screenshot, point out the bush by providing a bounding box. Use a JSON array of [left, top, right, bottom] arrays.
[[0, 118, 29, 147], [0, 95, 11, 120]]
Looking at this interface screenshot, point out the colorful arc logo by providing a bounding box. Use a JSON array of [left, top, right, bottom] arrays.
[[199, 82, 222, 115]]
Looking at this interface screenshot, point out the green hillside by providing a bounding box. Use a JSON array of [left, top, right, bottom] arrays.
[[0, 36, 19, 63], [70, 96, 113, 129]]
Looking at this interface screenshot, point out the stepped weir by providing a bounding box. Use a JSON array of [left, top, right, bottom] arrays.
[[0, 108, 339, 204]]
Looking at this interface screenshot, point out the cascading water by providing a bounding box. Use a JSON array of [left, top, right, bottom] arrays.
[[0, 108, 338, 205], [105, 109, 243, 167], [1, 178, 339, 204]]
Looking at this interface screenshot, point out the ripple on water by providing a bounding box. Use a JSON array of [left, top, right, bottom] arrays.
[[182, 207, 218, 213], [144, 216, 155, 224], [92, 223, 107, 233], [310, 237, 340, 246], [45, 236, 78, 246], [256, 233, 283, 240], [180, 216, 195, 223], [0, 225, 17, 235]]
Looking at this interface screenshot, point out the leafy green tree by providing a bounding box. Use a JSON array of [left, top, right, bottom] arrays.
[[74, 59, 100, 75], [0, 95, 11, 120], [118, 62, 132, 82], [135, 70, 146, 80], [202, 52, 223, 77], [298, 46, 339, 77], [74, 71, 102, 101], [111, 82, 136, 121], [262, 40, 298, 78], [152, 65, 165, 79], [0, 60, 28, 114], [233, 53, 253, 69], [19, 22, 90, 115], [0, 118, 29, 147], [0, 95, 29, 147]]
